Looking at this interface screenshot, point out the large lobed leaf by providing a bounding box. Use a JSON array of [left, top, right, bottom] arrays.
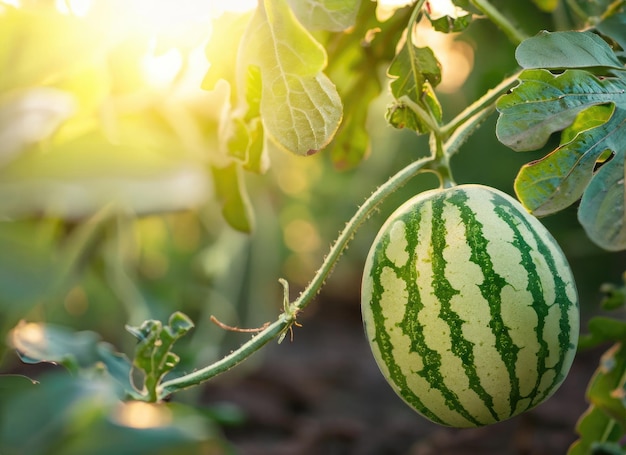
[[496, 29, 626, 251], [201, 0, 347, 231], [515, 30, 624, 71], [241, 0, 343, 156]]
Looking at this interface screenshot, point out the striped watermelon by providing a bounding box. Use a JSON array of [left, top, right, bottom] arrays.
[[361, 184, 579, 427]]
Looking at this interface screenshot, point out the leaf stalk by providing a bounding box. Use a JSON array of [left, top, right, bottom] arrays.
[[156, 155, 434, 399]]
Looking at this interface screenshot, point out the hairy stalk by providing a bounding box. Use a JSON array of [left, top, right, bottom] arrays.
[[156, 155, 434, 399], [470, 0, 527, 45]]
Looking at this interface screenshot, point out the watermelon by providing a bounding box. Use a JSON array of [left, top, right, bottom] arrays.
[[361, 184, 579, 427]]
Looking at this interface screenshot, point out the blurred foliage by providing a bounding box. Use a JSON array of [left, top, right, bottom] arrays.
[[571, 274, 626, 454], [0, 0, 626, 453]]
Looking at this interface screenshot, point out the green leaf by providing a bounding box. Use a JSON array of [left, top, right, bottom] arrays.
[[497, 69, 626, 151], [569, 407, 625, 454], [96, 343, 138, 398], [496, 64, 626, 250], [211, 163, 254, 233], [287, 0, 362, 31], [579, 317, 626, 350], [428, 13, 472, 33], [386, 100, 431, 132], [241, 0, 343, 155], [0, 373, 211, 455], [590, 343, 626, 421], [9, 321, 102, 373], [386, 41, 442, 133], [599, 274, 626, 311], [7, 320, 139, 397], [0, 373, 117, 455], [224, 65, 268, 174], [388, 42, 442, 100], [569, 343, 626, 454], [202, 11, 253, 97], [127, 312, 194, 399], [515, 31, 625, 71], [330, 82, 376, 169], [326, 0, 409, 169]]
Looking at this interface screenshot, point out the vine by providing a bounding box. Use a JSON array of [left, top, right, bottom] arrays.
[[156, 38, 519, 398], [2, 0, 626, 453]]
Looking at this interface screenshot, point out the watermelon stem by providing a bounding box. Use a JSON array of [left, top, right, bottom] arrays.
[[156, 155, 436, 399]]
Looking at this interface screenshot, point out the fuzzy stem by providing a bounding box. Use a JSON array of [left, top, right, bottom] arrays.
[[156, 155, 434, 399], [156, 0, 525, 400]]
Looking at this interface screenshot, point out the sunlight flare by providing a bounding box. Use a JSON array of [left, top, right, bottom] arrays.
[[114, 402, 173, 429]]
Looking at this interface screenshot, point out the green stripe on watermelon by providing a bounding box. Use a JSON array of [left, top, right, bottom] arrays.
[[491, 200, 550, 414], [366, 225, 451, 426], [428, 194, 500, 423], [361, 184, 579, 428]]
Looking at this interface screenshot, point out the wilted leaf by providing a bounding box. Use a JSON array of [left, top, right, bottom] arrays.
[[386, 101, 429, 132], [287, 0, 362, 31], [515, 31, 624, 71], [241, 0, 343, 155]]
